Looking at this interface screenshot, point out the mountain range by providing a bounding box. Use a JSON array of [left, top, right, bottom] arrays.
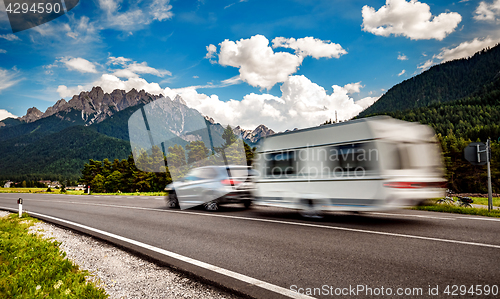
[[2, 43, 500, 181], [0, 87, 274, 180]]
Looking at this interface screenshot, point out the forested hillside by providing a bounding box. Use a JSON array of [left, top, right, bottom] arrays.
[[0, 126, 131, 181], [360, 44, 500, 116], [362, 72, 500, 193]]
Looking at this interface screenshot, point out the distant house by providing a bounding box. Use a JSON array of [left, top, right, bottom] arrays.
[[48, 181, 62, 188], [67, 185, 85, 191], [39, 180, 51, 186], [4, 181, 13, 188]]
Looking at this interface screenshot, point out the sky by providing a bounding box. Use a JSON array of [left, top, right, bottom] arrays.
[[0, 0, 499, 131]]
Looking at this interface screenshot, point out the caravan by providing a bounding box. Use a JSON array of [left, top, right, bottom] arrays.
[[252, 116, 446, 213]]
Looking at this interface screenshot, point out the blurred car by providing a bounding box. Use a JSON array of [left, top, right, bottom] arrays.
[[165, 165, 256, 211]]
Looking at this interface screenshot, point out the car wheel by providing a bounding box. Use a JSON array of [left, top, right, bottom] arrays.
[[166, 192, 180, 209], [204, 201, 219, 211], [243, 199, 252, 209], [299, 198, 323, 219]]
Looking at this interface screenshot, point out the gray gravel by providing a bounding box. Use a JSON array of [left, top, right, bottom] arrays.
[[0, 211, 241, 299]]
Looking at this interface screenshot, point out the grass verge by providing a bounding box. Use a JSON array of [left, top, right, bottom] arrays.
[[412, 204, 500, 218], [0, 213, 108, 298]]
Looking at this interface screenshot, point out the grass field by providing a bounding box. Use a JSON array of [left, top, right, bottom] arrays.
[[412, 204, 500, 218], [0, 213, 108, 298]]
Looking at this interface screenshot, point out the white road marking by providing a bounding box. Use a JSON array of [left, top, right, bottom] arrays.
[[2, 198, 500, 249], [6, 208, 314, 299]]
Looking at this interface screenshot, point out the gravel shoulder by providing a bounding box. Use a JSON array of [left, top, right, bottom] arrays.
[[0, 211, 241, 299]]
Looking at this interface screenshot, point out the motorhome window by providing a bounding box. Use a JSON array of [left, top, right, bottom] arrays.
[[332, 143, 376, 171], [267, 151, 296, 176]]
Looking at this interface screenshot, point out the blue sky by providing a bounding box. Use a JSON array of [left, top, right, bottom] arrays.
[[0, 0, 499, 131]]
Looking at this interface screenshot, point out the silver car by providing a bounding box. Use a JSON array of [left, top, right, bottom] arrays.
[[165, 165, 255, 211]]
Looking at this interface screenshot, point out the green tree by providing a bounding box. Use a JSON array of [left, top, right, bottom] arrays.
[[90, 174, 106, 193], [186, 141, 210, 164]]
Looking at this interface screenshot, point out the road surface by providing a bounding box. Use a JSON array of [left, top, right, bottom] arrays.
[[1, 193, 499, 298]]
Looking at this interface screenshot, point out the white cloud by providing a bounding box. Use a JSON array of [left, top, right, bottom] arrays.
[[398, 69, 406, 76], [107, 56, 171, 78], [0, 67, 21, 92], [417, 59, 434, 71], [0, 109, 17, 121], [60, 57, 99, 73], [210, 35, 346, 90], [416, 36, 500, 72], [343, 82, 363, 94], [0, 34, 21, 41], [164, 76, 377, 131], [272, 36, 347, 59], [434, 37, 500, 62], [474, 0, 500, 22], [97, 0, 173, 31], [216, 35, 303, 90], [355, 97, 380, 110], [362, 0, 462, 40], [57, 85, 87, 98], [150, 0, 174, 21], [0, 49, 6, 53], [57, 74, 165, 98], [205, 44, 217, 62], [398, 53, 408, 60]]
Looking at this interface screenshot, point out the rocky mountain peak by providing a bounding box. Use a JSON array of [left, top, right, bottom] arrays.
[[233, 124, 275, 145], [19, 87, 164, 125], [20, 107, 43, 123]]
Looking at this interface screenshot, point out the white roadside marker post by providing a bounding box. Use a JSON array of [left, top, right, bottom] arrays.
[[17, 198, 23, 217]]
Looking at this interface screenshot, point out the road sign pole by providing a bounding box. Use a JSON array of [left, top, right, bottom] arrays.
[[487, 138, 493, 211]]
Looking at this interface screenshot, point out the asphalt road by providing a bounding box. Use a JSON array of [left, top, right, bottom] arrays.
[[1, 193, 500, 298]]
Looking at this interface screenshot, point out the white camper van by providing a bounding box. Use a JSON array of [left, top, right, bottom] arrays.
[[252, 116, 446, 213]]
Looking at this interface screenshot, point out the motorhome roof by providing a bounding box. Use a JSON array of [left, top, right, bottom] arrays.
[[257, 116, 435, 153]]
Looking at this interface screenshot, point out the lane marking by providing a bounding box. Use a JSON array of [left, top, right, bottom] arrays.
[[2, 199, 500, 249], [4, 208, 313, 299]]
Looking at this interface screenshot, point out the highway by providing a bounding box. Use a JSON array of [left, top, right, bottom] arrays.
[[1, 193, 500, 298]]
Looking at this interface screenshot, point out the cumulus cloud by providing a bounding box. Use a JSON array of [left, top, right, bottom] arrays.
[[0, 49, 6, 53], [208, 35, 346, 90], [60, 57, 99, 73], [343, 82, 363, 94], [417, 36, 500, 72], [398, 69, 406, 76], [0, 67, 22, 92], [205, 44, 217, 62], [57, 74, 165, 98], [434, 37, 500, 62], [397, 53, 408, 60], [57, 71, 378, 131], [474, 0, 500, 22], [165, 75, 378, 131], [107, 56, 171, 78], [0, 34, 21, 41], [362, 0, 462, 40], [272, 36, 347, 59], [0, 109, 17, 121]]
